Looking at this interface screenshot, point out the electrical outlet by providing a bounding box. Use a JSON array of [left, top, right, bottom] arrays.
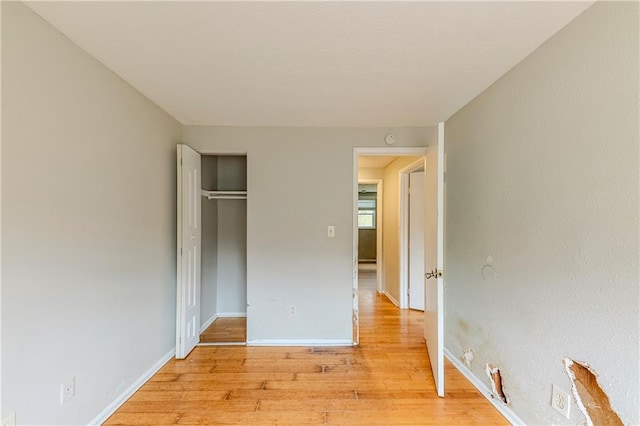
[[551, 384, 571, 418], [60, 376, 76, 404], [1, 412, 16, 426], [289, 305, 296, 316]]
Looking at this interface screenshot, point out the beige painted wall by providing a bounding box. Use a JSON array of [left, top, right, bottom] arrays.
[[358, 167, 384, 180], [381, 157, 422, 304], [444, 2, 639, 424], [2, 3, 182, 424], [215, 156, 247, 315], [183, 127, 434, 343]]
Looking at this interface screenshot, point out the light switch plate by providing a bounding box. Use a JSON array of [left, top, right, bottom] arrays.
[[60, 377, 76, 404], [327, 225, 335, 238]]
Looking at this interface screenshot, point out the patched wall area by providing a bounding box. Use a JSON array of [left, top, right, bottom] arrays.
[[444, 2, 639, 424]]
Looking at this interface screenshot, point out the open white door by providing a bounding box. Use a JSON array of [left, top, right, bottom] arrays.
[[409, 171, 426, 311], [176, 144, 201, 359], [424, 122, 445, 396]]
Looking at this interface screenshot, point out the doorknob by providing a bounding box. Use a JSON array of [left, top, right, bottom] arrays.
[[425, 269, 443, 279]]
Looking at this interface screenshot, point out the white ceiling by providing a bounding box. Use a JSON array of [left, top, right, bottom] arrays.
[[25, 1, 593, 127]]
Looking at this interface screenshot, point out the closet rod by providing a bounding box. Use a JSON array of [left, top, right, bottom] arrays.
[[201, 190, 247, 200]]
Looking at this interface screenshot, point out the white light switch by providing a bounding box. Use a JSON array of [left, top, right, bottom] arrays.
[[327, 225, 335, 238]]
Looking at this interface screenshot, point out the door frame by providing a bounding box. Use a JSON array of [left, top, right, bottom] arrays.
[[398, 158, 427, 309], [352, 147, 429, 346], [357, 178, 383, 293]]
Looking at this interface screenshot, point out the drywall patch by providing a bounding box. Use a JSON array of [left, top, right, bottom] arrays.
[[463, 349, 475, 367], [563, 358, 623, 426], [481, 264, 497, 282], [486, 364, 509, 404]]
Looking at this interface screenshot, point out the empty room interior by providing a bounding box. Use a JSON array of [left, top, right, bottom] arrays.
[[1, 1, 638, 425]]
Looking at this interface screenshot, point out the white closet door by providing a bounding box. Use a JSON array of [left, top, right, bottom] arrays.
[[176, 144, 201, 359]]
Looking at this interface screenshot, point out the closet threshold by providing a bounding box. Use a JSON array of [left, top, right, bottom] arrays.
[[201, 190, 247, 200]]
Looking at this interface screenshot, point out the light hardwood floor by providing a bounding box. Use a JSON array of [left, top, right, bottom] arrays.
[[105, 285, 507, 425], [201, 317, 246, 344]]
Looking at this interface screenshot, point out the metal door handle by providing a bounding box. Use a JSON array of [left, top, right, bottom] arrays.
[[425, 269, 443, 279]]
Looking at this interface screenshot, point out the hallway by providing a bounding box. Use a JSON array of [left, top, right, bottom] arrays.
[[105, 275, 507, 425]]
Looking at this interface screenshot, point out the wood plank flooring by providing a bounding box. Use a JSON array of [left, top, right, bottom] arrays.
[[201, 318, 246, 344], [105, 286, 507, 425]]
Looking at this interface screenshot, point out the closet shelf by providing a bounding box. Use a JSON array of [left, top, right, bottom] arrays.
[[201, 190, 247, 200]]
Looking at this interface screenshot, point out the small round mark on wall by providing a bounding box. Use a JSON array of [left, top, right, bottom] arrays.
[[481, 264, 496, 282]]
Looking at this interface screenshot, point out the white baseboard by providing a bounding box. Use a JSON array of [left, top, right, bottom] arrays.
[[444, 348, 525, 426], [89, 348, 175, 425], [200, 314, 218, 333], [247, 339, 352, 347], [217, 312, 247, 318], [383, 290, 399, 307]]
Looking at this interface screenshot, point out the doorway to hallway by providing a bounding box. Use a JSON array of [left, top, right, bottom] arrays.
[[353, 135, 445, 396]]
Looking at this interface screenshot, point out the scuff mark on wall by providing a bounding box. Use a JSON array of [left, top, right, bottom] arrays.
[[563, 358, 623, 426], [486, 363, 509, 404]]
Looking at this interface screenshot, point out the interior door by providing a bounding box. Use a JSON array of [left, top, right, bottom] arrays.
[[424, 122, 445, 396], [409, 171, 426, 311], [176, 144, 201, 359]]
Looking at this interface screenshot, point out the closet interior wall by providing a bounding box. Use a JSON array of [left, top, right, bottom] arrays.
[[200, 155, 248, 331]]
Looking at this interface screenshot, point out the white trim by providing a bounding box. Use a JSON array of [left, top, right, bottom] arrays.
[[398, 157, 428, 309], [444, 349, 525, 426], [247, 339, 353, 346], [200, 314, 218, 333], [383, 290, 400, 307], [216, 312, 247, 318], [352, 152, 360, 346], [89, 348, 175, 426], [354, 147, 429, 156]]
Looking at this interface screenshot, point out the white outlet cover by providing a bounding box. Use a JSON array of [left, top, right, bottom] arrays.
[[551, 384, 571, 419], [60, 377, 76, 405]]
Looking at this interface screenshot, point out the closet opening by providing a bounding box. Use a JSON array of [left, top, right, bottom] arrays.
[[199, 154, 247, 345]]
